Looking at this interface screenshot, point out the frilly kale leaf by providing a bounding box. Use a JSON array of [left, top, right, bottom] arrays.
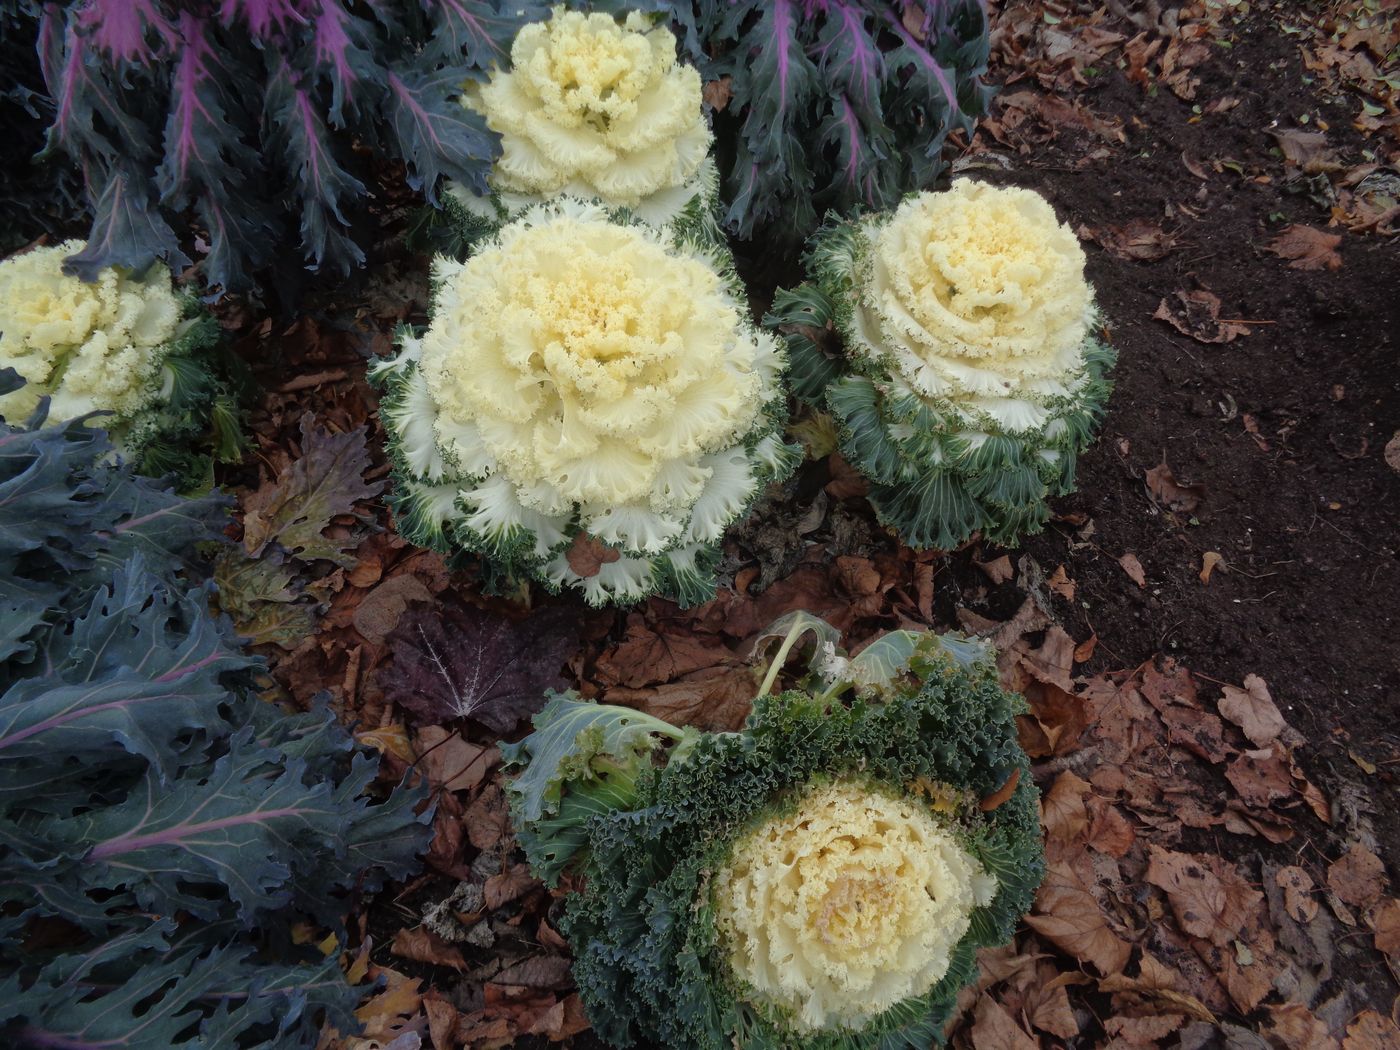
[[502, 615, 1042, 1049], [0, 408, 431, 1049], [502, 692, 698, 885]]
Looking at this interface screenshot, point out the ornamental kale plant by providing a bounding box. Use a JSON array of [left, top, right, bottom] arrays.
[[0, 383, 431, 1049], [445, 6, 717, 239], [0, 240, 246, 487], [23, 0, 545, 293], [673, 0, 993, 242], [771, 180, 1116, 550], [503, 612, 1043, 1048], [372, 198, 798, 608]]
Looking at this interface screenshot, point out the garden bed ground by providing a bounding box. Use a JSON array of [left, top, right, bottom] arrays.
[[191, 1, 1400, 1047]]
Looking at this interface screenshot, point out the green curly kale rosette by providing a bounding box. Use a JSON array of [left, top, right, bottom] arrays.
[[771, 180, 1115, 549], [442, 7, 720, 250], [502, 614, 1043, 1048], [0, 240, 244, 487], [372, 197, 798, 607]]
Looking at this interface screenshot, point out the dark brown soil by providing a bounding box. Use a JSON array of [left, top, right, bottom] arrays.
[[965, 10, 1400, 868]]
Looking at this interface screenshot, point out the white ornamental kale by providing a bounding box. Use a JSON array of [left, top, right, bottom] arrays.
[[0, 240, 233, 483], [774, 180, 1116, 549], [446, 6, 717, 239], [372, 198, 797, 607], [713, 779, 997, 1034]]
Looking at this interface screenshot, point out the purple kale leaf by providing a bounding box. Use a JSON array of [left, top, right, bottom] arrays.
[[678, 0, 993, 241], [380, 597, 579, 735], [25, 0, 532, 294]]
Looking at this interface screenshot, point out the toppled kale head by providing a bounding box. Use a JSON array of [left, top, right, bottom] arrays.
[[503, 613, 1043, 1048]]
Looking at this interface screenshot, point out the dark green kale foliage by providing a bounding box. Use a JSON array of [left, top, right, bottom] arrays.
[[0, 399, 431, 1049], [504, 623, 1043, 1050], [674, 0, 993, 242], [20, 0, 546, 293]]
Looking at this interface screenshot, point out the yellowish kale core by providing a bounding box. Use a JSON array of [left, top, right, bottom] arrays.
[[0, 240, 180, 421], [712, 781, 995, 1033], [861, 181, 1093, 423], [419, 209, 763, 512], [468, 7, 710, 206]]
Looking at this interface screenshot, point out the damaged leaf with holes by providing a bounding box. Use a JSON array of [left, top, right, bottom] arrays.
[[501, 612, 1041, 1048]]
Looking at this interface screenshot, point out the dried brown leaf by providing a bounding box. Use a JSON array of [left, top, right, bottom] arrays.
[[1154, 288, 1253, 344], [1265, 225, 1344, 270], [1328, 845, 1387, 908], [1119, 553, 1147, 586], [970, 995, 1039, 1050], [1026, 861, 1133, 975], [1218, 674, 1287, 746], [391, 927, 467, 972], [1344, 1011, 1400, 1050], [1146, 458, 1206, 513]]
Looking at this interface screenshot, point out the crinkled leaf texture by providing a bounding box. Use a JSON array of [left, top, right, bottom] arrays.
[[769, 219, 1116, 551], [504, 617, 1043, 1049], [669, 0, 993, 242], [371, 200, 800, 608], [379, 595, 579, 734], [0, 409, 431, 1048], [27, 0, 545, 293]]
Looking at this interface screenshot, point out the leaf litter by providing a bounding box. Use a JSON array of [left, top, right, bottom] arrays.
[[197, 1, 1400, 1046]]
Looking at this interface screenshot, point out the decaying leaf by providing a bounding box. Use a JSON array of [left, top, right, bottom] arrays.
[[1078, 217, 1181, 261], [1146, 458, 1207, 514], [1328, 845, 1387, 908], [242, 413, 384, 566], [1199, 551, 1225, 584], [1027, 861, 1133, 975], [1154, 288, 1253, 344], [379, 597, 578, 734], [1119, 553, 1147, 587], [391, 927, 467, 972], [1264, 225, 1344, 270], [1384, 431, 1400, 473], [1218, 675, 1287, 747]]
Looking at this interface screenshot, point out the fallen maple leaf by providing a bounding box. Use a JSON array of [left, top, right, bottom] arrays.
[[1078, 217, 1181, 261], [1218, 674, 1287, 747], [1328, 845, 1387, 908], [379, 597, 577, 734], [1146, 458, 1206, 514], [1265, 224, 1344, 270], [1119, 553, 1146, 586]]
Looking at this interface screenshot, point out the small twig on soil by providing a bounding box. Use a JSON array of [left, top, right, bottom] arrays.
[[1216, 318, 1277, 325]]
